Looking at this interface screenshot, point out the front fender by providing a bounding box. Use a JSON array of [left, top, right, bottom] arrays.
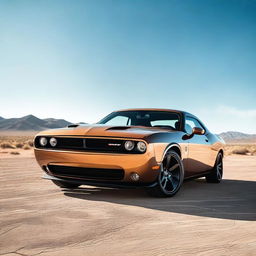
[[153, 142, 183, 163]]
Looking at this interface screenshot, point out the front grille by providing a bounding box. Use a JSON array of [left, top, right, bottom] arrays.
[[55, 137, 84, 149], [47, 165, 124, 180], [34, 136, 145, 154], [85, 138, 125, 152]]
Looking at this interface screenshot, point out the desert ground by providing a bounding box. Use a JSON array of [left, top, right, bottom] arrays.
[[0, 149, 255, 256]]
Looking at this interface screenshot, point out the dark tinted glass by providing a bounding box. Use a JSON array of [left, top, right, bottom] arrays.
[[185, 117, 204, 133], [98, 111, 181, 130]]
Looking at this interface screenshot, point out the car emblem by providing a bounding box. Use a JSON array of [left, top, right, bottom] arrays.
[[108, 143, 121, 147]]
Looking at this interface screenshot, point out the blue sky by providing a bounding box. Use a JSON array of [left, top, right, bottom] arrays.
[[0, 0, 255, 133]]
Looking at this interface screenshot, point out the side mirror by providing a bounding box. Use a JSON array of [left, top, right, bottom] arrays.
[[192, 127, 205, 135]]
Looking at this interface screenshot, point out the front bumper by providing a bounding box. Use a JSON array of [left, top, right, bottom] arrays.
[[43, 173, 157, 188], [34, 145, 160, 184]]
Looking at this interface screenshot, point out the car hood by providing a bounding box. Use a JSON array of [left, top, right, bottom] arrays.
[[37, 124, 176, 139]]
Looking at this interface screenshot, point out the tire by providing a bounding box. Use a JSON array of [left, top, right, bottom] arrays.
[[147, 150, 184, 197], [205, 152, 223, 183], [51, 180, 80, 189]]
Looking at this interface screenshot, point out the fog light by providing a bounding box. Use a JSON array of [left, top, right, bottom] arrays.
[[130, 172, 140, 181], [39, 137, 47, 146], [49, 137, 57, 147]]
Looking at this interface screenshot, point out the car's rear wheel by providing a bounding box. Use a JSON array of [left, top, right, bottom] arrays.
[[147, 150, 184, 197], [51, 180, 80, 189], [205, 152, 223, 183]]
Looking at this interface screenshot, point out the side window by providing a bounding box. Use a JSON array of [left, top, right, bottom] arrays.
[[185, 117, 204, 134], [151, 120, 177, 129], [105, 116, 130, 126]]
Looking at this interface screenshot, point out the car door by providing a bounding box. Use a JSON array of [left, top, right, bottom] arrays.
[[185, 116, 213, 176]]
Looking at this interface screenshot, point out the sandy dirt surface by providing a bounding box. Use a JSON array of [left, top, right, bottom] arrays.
[[0, 155, 255, 256], [0, 149, 34, 158]]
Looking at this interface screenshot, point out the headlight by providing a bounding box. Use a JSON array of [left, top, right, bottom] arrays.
[[137, 141, 147, 152], [39, 137, 47, 146], [49, 137, 57, 147], [124, 140, 135, 151]]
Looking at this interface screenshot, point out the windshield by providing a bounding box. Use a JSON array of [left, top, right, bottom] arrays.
[[98, 111, 181, 130]]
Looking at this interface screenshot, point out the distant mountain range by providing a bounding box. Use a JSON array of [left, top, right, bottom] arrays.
[[218, 131, 256, 143], [0, 115, 72, 131], [0, 115, 255, 143]]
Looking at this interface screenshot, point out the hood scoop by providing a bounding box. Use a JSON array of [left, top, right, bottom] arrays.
[[106, 126, 131, 130], [68, 124, 80, 128]]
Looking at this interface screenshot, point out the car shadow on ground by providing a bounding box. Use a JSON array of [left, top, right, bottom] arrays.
[[63, 179, 256, 221]]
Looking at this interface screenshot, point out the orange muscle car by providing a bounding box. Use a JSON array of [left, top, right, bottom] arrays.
[[34, 109, 225, 197]]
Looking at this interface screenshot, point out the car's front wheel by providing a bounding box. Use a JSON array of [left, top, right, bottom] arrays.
[[205, 152, 223, 183], [147, 150, 184, 197], [51, 180, 80, 189]]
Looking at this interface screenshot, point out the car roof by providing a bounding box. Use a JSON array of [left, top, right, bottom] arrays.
[[116, 108, 194, 116]]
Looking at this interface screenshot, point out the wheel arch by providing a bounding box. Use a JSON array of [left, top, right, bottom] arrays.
[[161, 143, 182, 162]]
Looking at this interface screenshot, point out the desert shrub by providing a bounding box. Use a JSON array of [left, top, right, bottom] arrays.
[[15, 142, 25, 148], [23, 144, 31, 150], [10, 151, 20, 155], [224, 151, 232, 156], [231, 148, 249, 155], [0, 142, 15, 149], [27, 140, 34, 147]]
